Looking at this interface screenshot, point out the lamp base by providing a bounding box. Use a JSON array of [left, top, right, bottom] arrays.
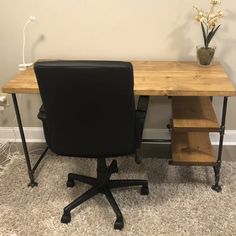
[[19, 62, 33, 71]]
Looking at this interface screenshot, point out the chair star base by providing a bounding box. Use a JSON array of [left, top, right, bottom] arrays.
[[61, 158, 148, 230]]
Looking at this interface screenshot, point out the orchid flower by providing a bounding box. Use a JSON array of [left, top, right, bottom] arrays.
[[194, 0, 223, 48]]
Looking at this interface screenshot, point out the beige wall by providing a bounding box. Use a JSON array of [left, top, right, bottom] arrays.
[[1, 0, 236, 129]]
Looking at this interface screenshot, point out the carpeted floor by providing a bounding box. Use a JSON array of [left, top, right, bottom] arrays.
[[0, 154, 236, 236]]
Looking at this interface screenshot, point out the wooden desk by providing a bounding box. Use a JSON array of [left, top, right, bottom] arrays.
[[2, 61, 236, 192], [2, 61, 236, 96]]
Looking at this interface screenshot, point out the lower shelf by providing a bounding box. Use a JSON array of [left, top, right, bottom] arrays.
[[170, 132, 216, 166]]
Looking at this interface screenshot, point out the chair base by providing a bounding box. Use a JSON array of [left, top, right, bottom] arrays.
[[61, 158, 148, 230]]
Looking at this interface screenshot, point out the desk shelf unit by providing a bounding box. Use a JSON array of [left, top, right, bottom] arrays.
[[170, 96, 220, 166]]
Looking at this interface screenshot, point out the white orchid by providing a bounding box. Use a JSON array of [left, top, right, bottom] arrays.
[[194, 0, 223, 48], [211, 0, 221, 5]]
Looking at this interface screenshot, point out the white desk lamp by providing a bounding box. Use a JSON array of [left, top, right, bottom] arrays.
[[19, 16, 36, 71]]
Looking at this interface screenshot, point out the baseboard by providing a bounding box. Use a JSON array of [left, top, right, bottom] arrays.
[[0, 127, 236, 145], [0, 127, 45, 143]]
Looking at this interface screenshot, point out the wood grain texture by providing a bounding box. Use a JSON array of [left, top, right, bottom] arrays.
[[2, 68, 38, 94], [2, 61, 236, 96], [170, 132, 216, 166], [172, 96, 220, 132], [132, 61, 236, 96]]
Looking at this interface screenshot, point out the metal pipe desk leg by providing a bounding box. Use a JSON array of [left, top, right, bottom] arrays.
[[12, 93, 38, 187], [212, 96, 228, 192]]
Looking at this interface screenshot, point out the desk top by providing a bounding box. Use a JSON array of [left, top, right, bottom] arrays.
[[2, 61, 236, 96]]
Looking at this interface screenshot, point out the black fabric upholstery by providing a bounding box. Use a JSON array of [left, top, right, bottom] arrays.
[[35, 61, 140, 157], [35, 61, 150, 229]]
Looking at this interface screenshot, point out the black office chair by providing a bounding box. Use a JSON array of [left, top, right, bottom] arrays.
[[34, 60, 149, 230]]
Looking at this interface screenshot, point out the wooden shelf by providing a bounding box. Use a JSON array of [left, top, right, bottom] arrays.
[[172, 96, 220, 132], [170, 132, 216, 166]]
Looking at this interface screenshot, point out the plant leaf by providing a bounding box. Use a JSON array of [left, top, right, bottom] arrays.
[[201, 22, 207, 48], [206, 26, 215, 48], [208, 25, 221, 47]]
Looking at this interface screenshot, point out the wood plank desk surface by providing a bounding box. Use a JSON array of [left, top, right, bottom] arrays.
[[2, 61, 236, 96]]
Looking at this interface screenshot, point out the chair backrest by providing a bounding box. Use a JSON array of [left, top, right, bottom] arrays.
[[34, 61, 137, 157]]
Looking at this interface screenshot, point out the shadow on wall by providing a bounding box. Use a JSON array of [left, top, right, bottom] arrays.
[[166, 13, 195, 61], [219, 40, 236, 87], [217, 9, 236, 86], [31, 34, 46, 62]]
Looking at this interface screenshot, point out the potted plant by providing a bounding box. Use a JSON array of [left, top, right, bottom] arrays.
[[194, 0, 223, 66]]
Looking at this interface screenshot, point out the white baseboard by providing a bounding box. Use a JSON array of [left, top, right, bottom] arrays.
[[0, 127, 45, 143], [0, 127, 236, 145]]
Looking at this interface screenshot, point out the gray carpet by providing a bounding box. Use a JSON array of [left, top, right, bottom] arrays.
[[0, 154, 236, 236]]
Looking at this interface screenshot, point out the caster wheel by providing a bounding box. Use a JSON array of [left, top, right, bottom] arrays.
[[111, 160, 118, 173], [212, 185, 222, 193], [66, 179, 75, 188], [141, 185, 149, 195], [61, 212, 71, 224], [28, 181, 38, 187], [114, 218, 124, 230]]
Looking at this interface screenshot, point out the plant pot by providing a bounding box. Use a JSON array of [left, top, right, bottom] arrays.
[[196, 45, 216, 67]]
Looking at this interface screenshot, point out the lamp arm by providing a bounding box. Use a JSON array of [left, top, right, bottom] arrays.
[[19, 16, 36, 70], [22, 19, 32, 65]]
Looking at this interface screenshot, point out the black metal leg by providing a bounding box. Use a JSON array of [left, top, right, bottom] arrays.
[[32, 147, 48, 172], [212, 96, 228, 192], [212, 163, 222, 192], [12, 94, 48, 187], [12, 94, 37, 187]]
